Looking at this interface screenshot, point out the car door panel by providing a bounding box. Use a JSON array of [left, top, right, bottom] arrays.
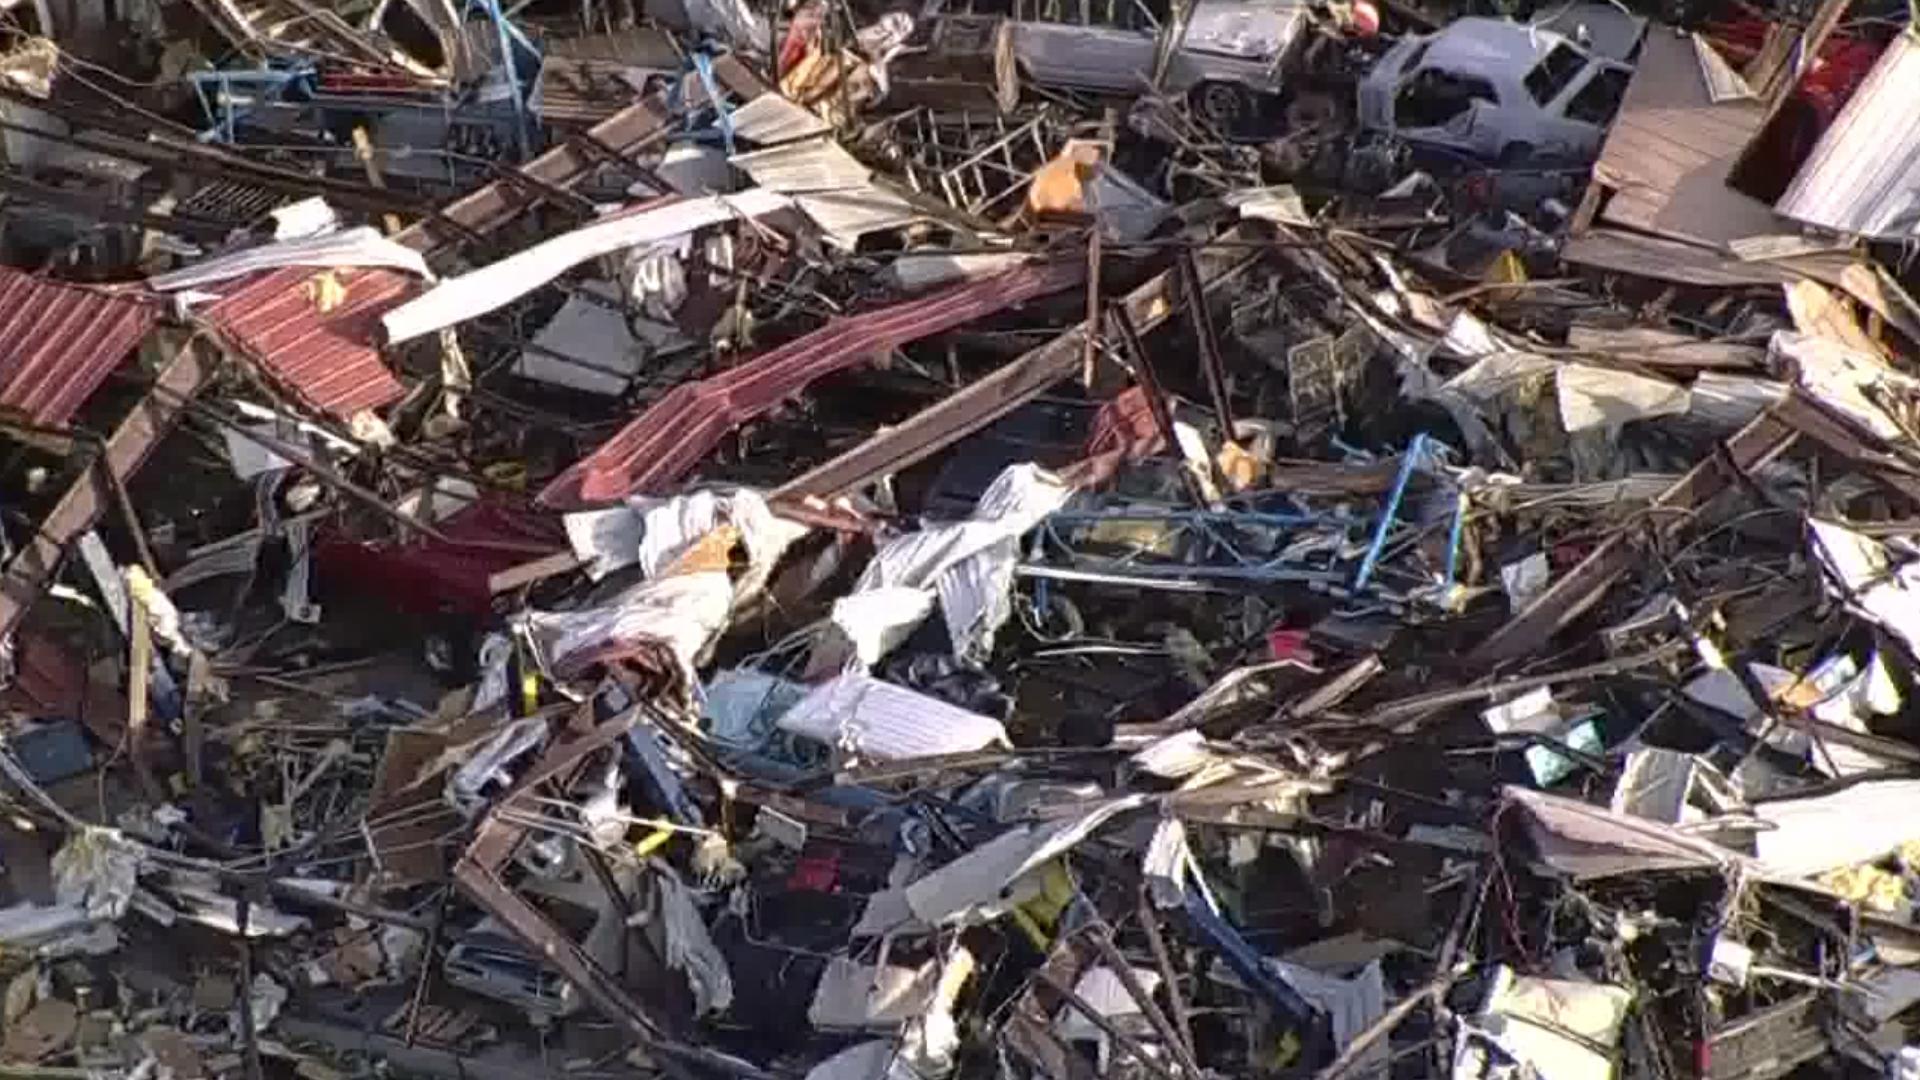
[[1012, 22, 1154, 91]]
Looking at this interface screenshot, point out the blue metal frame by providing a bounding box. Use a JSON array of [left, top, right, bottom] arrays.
[[189, 65, 316, 143]]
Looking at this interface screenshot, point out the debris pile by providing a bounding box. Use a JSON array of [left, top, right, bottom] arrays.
[[6, 0, 1920, 1076]]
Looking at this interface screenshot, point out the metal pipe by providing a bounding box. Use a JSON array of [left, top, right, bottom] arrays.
[[1178, 250, 1234, 437], [1352, 433, 1427, 592]]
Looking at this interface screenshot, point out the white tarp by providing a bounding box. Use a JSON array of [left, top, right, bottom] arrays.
[[830, 464, 1072, 666], [383, 190, 792, 343], [560, 487, 800, 591], [520, 570, 733, 682]]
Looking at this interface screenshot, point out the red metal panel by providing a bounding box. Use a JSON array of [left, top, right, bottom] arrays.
[[203, 266, 416, 419], [0, 267, 161, 427], [537, 260, 1083, 507]]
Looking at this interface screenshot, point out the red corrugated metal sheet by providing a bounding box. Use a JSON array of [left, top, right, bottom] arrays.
[[0, 267, 162, 427], [203, 266, 417, 418], [538, 260, 1084, 508]]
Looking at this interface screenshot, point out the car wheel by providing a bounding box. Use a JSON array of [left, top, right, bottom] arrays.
[[1193, 81, 1254, 128]]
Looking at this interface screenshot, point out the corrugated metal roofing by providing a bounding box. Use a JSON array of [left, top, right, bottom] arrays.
[[0, 267, 162, 427], [731, 139, 875, 193], [537, 259, 1083, 508], [202, 266, 416, 419], [730, 140, 931, 249], [730, 94, 832, 144], [1776, 31, 1920, 241]]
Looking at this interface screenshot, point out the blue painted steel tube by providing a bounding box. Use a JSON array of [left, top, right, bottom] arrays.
[[1351, 432, 1427, 591]]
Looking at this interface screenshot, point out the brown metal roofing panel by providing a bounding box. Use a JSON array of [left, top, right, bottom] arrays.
[[0, 267, 161, 427], [203, 266, 415, 419], [537, 260, 1085, 508], [1592, 31, 1780, 247]]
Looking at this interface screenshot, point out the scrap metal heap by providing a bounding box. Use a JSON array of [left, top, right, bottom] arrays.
[[11, 0, 1920, 1077]]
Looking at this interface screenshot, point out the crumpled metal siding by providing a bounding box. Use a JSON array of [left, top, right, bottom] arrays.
[[537, 260, 1084, 508], [202, 266, 417, 419], [0, 267, 162, 427], [1777, 31, 1920, 241]]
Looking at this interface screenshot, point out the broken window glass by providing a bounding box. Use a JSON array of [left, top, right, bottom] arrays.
[[1032, 0, 1080, 24], [1564, 65, 1629, 125], [1524, 42, 1586, 105], [1395, 68, 1497, 129], [1086, 0, 1153, 30]]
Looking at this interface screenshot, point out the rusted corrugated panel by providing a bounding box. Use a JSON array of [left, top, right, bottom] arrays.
[[202, 267, 416, 419], [0, 267, 161, 427], [399, 56, 772, 258], [538, 260, 1084, 508], [776, 227, 1262, 500]]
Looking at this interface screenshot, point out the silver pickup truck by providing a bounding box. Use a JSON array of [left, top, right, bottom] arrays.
[[1009, 0, 1313, 123]]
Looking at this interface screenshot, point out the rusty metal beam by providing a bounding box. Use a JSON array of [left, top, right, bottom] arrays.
[[1104, 299, 1208, 506], [777, 229, 1264, 499], [1177, 249, 1233, 436], [452, 701, 775, 1079], [1467, 408, 1799, 666], [1468, 388, 1920, 667], [398, 56, 772, 258], [0, 337, 216, 644], [395, 97, 674, 256]]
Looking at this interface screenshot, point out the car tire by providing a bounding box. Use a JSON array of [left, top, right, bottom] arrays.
[[1193, 81, 1255, 128]]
